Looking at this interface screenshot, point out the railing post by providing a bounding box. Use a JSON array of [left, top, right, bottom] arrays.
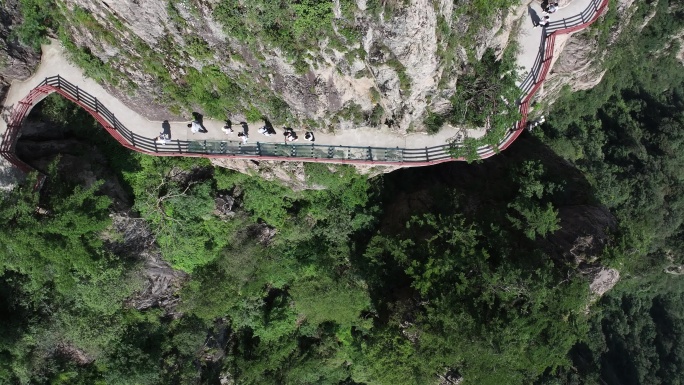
[[154, 140, 158, 153], [76, 86, 80, 101], [311, 143, 314, 158], [131, 135, 135, 147], [425, 147, 429, 162], [328, 147, 334, 158], [57, 76, 61, 89], [177, 141, 182, 153], [367, 147, 372, 160], [256, 142, 261, 156]]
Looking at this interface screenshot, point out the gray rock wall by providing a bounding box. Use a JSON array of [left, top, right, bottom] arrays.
[[54, 0, 524, 132]]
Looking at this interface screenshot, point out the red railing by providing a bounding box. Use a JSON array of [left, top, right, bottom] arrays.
[[496, 0, 609, 154], [0, 0, 610, 177]]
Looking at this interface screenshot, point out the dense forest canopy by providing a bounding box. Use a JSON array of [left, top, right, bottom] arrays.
[[1, 0, 684, 384]]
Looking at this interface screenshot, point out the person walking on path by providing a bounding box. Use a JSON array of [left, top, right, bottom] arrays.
[[155, 132, 169, 145], [188, 120, 202, 134], [534, 15, 550, 28], [159, 120, 172, 141], [222, 119, 233, 134], [304, 132, 315, 142], [283, 127, 298, 143]]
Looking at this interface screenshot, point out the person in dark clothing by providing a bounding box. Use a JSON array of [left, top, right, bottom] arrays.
[[304, 132, 315, 142], [223, 119, 233, 134], [283, 127, 298, 142]]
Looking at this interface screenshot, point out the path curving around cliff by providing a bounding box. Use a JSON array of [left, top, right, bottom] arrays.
[[0, 0, 609, 185]]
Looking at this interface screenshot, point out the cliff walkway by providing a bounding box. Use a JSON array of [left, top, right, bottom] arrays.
[[0, 0, 608, 179]]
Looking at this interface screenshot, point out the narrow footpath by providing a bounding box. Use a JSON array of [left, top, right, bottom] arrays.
[[0, 0, 609, 181]]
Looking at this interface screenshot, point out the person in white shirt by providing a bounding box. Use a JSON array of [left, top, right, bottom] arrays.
[[534, 15, 550, 28], [545, 2, 559, 13], [155, 132, 169, 145], [187, 121, 202, 134]]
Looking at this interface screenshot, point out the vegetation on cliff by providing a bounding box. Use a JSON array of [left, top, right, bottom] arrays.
[[14, 0, 520, 135], [1, 92, 590, 384], [2, 1, 684, 385], [534, 1, 684, 382]]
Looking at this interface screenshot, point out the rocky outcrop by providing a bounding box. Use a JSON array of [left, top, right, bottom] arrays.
[[539, 0, 646, 105], [0, 0, 40, 102], [588, 267, 620, 297], [211, 158, 317, 191], [675, 32, 684, 64], [540, 204, 620, 299], [210, 158, 398, 191], [541, 205, 617, 265], [109, 213, 189, 317], [0, 1, 41, 190], [56, 343, 94, 365], [0, 157, 24, 191], [544, 35, 607, 96]]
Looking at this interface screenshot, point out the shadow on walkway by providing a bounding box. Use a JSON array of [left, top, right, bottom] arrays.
[[192, 112, 209, 133], [162, 120, 171, 139], [528, 5, 541, 27], [262, 117, 276, 134], [239, 122, 249, 135]]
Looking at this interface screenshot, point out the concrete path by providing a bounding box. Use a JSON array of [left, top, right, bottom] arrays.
[[516, 0, 596, 86], [0, 0, 606, 170], [0, 41, 483, 152]]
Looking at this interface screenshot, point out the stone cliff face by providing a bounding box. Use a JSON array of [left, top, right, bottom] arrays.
[[539, 0, 654, 104], [210, 158, 400, 191], [42, 0, 528, 132], [1, 0, 650, 134], [0, 0, 40, 102]]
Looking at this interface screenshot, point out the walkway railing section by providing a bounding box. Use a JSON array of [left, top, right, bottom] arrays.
[[1, 0, 609, 171], [503, 0, 609, 153], [547, 0, 606, 33], [13, 75, 482, 165]]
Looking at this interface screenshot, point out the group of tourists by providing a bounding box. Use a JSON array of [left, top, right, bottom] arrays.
[[534, 2, 560, 28], [224, 121, 315, 145], [283, 127, 315, 143], [155, 115, 317, 146]]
